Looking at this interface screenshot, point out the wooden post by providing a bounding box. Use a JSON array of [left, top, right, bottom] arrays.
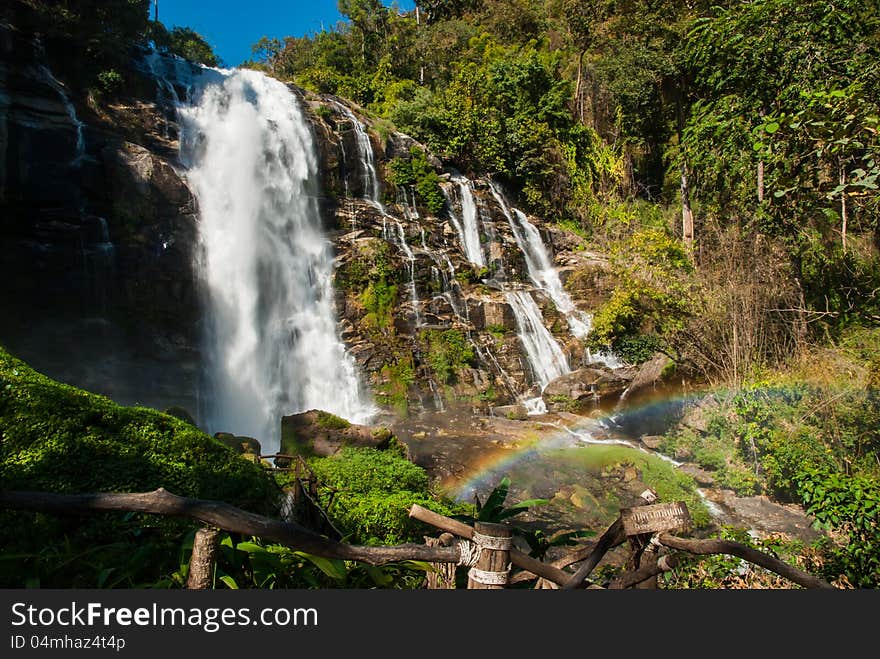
[[186, 526, 220, 589], [467, 522, 512, 590], [425, 533, 457, 589]]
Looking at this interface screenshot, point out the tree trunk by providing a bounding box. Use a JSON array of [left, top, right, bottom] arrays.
[[758, 160, 764, 203], [840, 161, 848, 253], [575, 50, 586, 122], [681, 161, 694, 249]]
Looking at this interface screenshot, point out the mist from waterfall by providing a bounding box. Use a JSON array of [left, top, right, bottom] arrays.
[[179, 68, 375, 451]]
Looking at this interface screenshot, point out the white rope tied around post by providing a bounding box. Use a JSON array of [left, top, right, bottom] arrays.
[[472, 530, 513, 551], [457, 539, 482, 567], [468, 565, 511, 586]]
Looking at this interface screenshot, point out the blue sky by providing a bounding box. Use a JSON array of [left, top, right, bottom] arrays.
[[158, 1, 416, 67]]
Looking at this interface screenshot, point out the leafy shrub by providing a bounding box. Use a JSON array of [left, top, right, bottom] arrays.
[[308, 447, 461, 545], [388, 148, 445, 215], [421, 329, 475, 385], [797, 469, 880, 588]]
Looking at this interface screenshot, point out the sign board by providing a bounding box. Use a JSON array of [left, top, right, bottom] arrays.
[[620, 501, 691, 536]]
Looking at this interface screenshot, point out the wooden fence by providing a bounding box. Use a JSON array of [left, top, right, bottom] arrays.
[[0, 487, 834, 589]]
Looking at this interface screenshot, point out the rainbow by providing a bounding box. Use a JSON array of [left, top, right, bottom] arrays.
[[440, 385, 716, 502]]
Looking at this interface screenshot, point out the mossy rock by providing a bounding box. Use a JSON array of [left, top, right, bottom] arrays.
[[280, 409, 394, 457], [0, 345, 279, 512]]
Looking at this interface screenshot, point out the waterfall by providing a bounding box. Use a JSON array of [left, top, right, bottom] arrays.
[[334, 102, 383, 209], [489, 182, 622, 368], [444, 176, 485, 267], [178, 68, 375, 451], [489, 183, 592, 336], [505, 290, 570, 390], [36, 58, 85, 165], [392, 220, 423, 328]]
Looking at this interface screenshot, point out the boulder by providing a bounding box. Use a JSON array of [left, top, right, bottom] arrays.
[[678, 464, 715, 487], [214, 432, 261, 457], [164, 406, 196, 426], [280, 409, 395, 457], [620, 352, 674, 401], [489, 404, 529, 421], [640, 435, 664, 450], [543, 367, 630, 402]]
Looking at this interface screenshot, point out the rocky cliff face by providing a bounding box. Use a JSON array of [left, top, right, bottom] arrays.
[[302, 98, 620, 418], [0, 21, 619, 430], [0, 22, 201, 414]]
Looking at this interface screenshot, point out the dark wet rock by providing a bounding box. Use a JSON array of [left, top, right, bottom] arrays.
[[621, 352, 674, 401], [702, 489, 823, 543], [489, 404, 529, 421], [214, 432, 261, 457], [164, 406, 196, 426], [543, 367, 631, 404]]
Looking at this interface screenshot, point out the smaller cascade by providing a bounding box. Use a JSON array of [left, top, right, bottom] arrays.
[[392, 220, 424, 328], [35, 55, 85, 165], [505, 289, 570, 391], [444, 176, 485, 267], [334, 101, 383, 209], [81, 217, 116, 312], [489, 182, 622, 368]]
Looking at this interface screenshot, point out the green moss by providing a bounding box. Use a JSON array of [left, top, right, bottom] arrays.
[[554, 445, 711, 528], [486, 324, 507, 340], [316, 410, 351, 431], [376, 357, 415, 416]]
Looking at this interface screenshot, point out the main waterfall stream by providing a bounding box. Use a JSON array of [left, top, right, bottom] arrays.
[[178, 68, 375, 451]]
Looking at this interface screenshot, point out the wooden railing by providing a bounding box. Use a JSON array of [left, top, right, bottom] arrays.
[[0, 488, 835, 590]]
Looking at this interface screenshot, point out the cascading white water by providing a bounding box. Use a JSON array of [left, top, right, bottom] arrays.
[[37, 61, 85, 165], [393, 220, 424, 327], [490, 183, 623, 368], [178, 68, 375, 451], [334, 102, 383, 209], [444, 176, 485, 267], [505, 290, 570, 390], [489, 183, 592, 336]]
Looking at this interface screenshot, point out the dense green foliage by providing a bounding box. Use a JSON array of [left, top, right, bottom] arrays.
[[0, 345, 280, 587], [387, 147, 446, 215], [660, 331, 880, 586], [307, 447, 463, 545], [420, 328, 475, 385]]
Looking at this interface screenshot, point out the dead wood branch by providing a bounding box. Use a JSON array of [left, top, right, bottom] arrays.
[[0, 489, 460, 566], [658, 533, 835, 589], [562, 518, 627, 590]]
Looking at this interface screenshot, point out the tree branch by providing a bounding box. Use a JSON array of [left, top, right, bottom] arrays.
[[658, 533, 835, 589]]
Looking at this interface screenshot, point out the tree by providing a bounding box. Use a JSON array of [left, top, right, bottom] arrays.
[[168, 26, 219, 67]]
